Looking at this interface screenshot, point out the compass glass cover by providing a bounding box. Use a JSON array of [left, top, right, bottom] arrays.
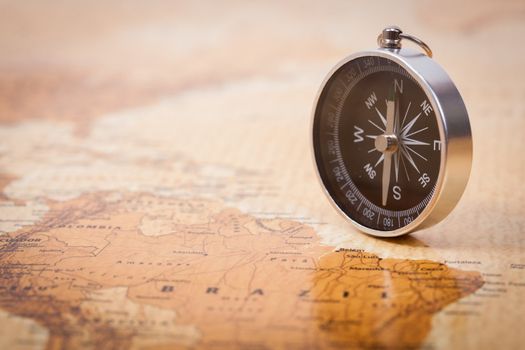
[[313, 55, 442, 231]]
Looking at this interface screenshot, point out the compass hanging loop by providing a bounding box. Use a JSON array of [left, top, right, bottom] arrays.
[[377, 26, 433, 58]]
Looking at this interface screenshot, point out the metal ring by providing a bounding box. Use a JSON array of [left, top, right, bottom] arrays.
[[376, 34, 383, 48], [399, 33, 433, 58]]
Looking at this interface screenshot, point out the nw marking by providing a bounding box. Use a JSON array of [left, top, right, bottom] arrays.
[[365, 91, 378, 109]]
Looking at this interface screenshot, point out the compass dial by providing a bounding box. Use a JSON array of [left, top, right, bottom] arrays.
[[313, 55, 442, 233]]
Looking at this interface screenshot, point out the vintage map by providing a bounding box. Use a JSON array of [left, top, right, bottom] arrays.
[[0, 1, 524, 349]]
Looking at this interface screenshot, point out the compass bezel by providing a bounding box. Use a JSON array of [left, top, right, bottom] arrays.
[[312, 48, 472, 237]]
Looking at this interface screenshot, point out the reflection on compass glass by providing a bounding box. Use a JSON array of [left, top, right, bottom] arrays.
[[313, 56, 442, 231]]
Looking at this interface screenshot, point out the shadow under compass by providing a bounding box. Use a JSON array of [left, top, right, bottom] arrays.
[[375, 234, 429, 248]]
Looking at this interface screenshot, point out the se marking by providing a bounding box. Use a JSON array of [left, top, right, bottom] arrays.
[[418, 173, 430, 187]]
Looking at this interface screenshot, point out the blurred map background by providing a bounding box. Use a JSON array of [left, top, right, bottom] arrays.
[[0, 0, 524, 349]]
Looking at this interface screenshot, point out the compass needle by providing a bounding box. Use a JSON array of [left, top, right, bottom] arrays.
[[382, 155, 392, 206], [394, 152, 400, 182], [380, 98, 396, 206]]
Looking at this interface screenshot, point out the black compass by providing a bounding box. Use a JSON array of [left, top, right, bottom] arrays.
[[312, 27, 472, 237]]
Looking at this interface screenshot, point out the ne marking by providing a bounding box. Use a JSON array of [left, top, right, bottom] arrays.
[[421, 100, 433, 116]]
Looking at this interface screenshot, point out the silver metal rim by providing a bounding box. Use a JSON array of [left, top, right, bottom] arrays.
[[311, 48, 472, 237]]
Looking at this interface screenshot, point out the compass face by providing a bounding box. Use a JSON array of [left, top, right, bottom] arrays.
[[313, 55, 442, 233]]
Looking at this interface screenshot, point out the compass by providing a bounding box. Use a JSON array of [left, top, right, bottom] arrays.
[[312, 26, 472, 237]]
